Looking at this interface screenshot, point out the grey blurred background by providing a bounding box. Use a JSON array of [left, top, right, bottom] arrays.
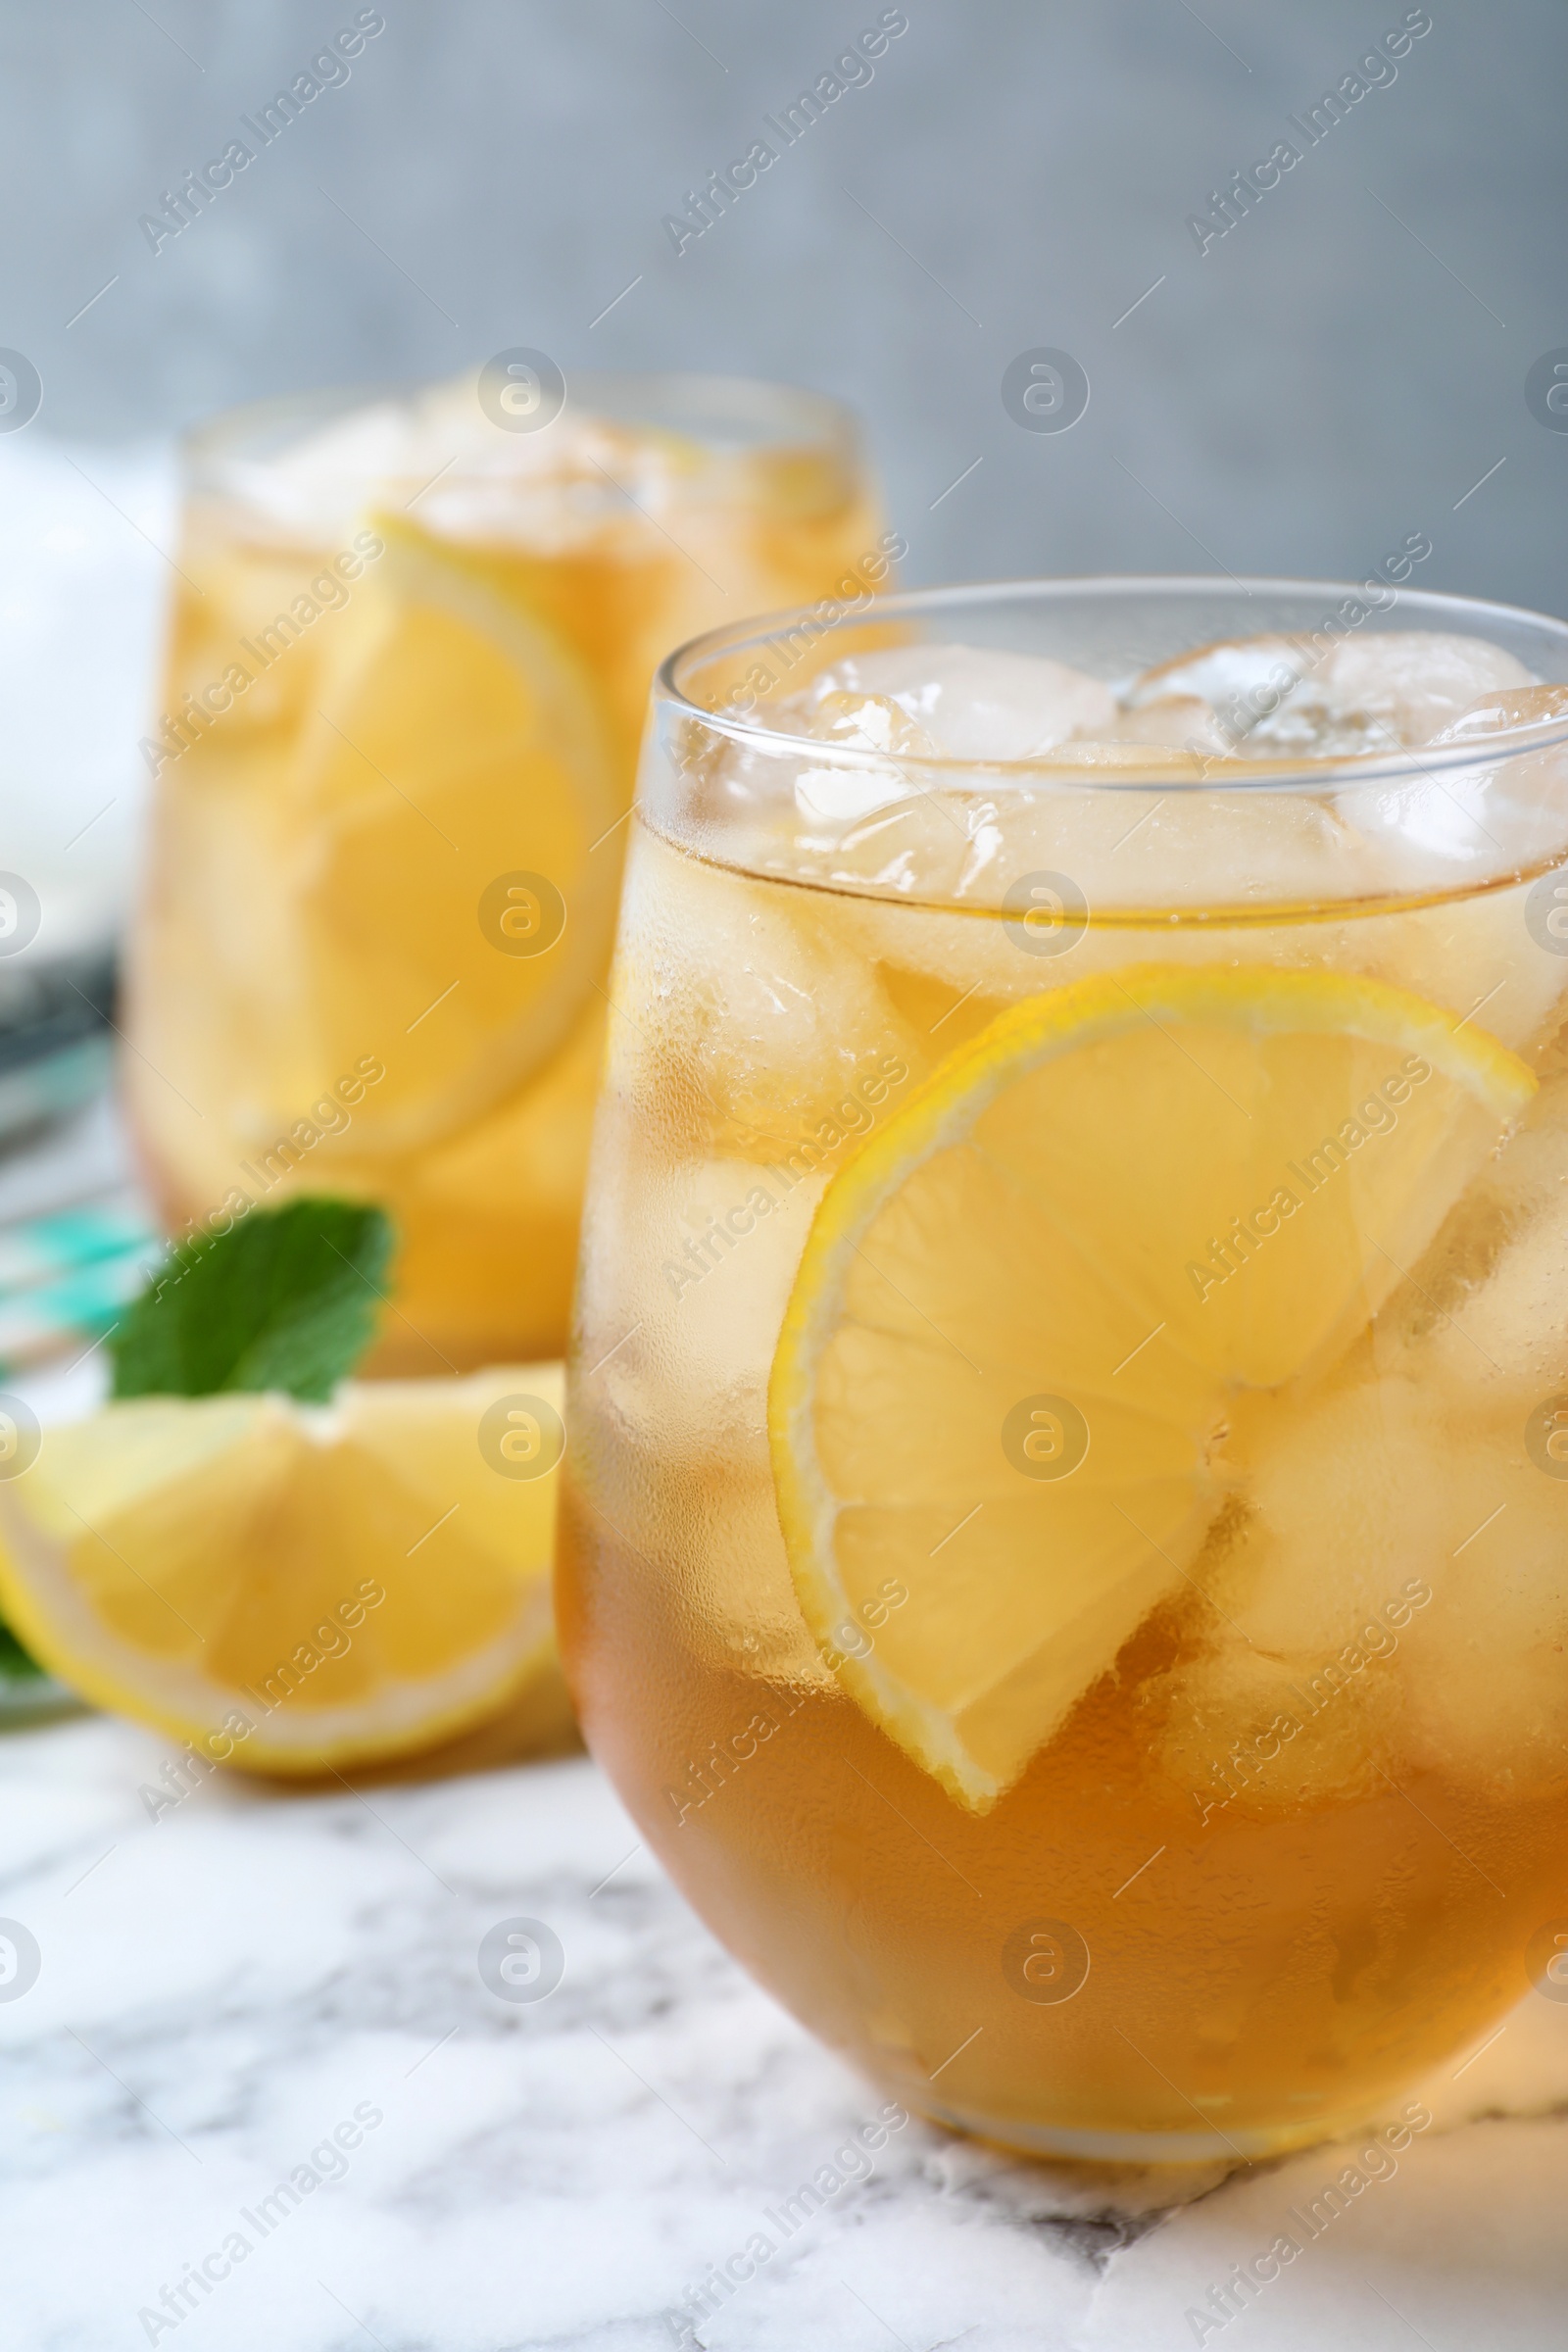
[[0, 0, 1562, 1380], [3, 0, 1566, 603]]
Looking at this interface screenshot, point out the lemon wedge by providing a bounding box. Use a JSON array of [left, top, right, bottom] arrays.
[[769, 965, 1534, 1813], [0, 1365, 567, 1774]]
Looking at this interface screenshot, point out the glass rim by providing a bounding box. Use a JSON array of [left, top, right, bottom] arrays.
[[654, 573, 1568, 792], [181, 368, 860, 473]]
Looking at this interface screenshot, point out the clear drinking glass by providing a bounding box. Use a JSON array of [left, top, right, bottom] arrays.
[[561, 575, 1568, 2160], [124, 371, 891, 1370]]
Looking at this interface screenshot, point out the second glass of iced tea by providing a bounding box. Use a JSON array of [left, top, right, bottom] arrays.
[[125, 371, 892, 1369], [562, 576, 1568, 2159]]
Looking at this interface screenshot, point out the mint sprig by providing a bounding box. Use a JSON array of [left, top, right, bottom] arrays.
[[109, 1199, 394, 1404]]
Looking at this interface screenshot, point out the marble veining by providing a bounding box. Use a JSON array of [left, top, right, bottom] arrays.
[[2, 1713, 1566, 2351]]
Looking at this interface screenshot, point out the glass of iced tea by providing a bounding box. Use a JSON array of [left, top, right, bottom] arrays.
[[125, 371, 893, 1370], [561, 575, 1568, 2159]]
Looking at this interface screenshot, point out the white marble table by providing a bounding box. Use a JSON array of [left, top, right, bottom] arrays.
[[3, 1711, 1566, 2352]]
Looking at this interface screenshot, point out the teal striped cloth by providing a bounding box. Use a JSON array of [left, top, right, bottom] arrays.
[[0, 1196, 161, 1710], [0, 1197, 161, 1377]]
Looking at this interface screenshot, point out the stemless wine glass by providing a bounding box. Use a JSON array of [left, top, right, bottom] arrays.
[[561, 575, 1568, 2160], [124, 371, 892, 1370]]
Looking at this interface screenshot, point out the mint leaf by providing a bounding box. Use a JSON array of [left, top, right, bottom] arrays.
[[109, 1198, 394, 1404], [0, 1617, 43, 1682]]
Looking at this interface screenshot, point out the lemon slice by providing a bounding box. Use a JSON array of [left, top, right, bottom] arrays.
[[0, 1366, 566, 1774], [291, 512, 622, 1158], [769, 965, 1534, 1813]]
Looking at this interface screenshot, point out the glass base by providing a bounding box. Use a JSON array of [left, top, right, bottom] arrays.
[[916, 2090, 1378, 2167]]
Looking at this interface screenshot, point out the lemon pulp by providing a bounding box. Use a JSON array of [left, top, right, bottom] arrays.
[[0, 1365, 566, 1773], [769, 964, 1535, 1812]]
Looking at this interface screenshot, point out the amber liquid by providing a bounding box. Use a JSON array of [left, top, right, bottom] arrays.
[[125, 427, 885, 1370], [563, 1511, 1567, 2157], [561, 819, 1568, 2158]]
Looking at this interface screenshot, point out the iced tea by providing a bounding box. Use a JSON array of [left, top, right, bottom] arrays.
[[125, 372, 891, 1368], [562, 579, 1568, 2157]]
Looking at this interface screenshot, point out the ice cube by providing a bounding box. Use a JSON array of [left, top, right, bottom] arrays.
[[1203, 1374, 1450, 1658], [925, 777, 1375, 921], [697, 630, 1565, 1071], [1323, 632, 1536, 746], [1138, 1369, 1423, 1812], [1087, 695, 1233, 755], [1148, 1622, 1398, 1818], [759, 756, 1373, 916], [1429, 682, 1568, 746], [1335, 710, 1568, 931], [1387, 1070, 1568, 1399], [785, 689, 939, 758], [1395, 1426, 1568, 1788], [1354, 683, 1568, 906], [223, 371, 729, 552], [1126, 629, 1537, 759], [1419, 1197, 1568, 1398], [615, 825, 917, 1161], [789, 644, 1118, 760], [1125, 633, 1307, 748], [1156, 1358, 1568, 1796], [808, 794, 1393, 1079]]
